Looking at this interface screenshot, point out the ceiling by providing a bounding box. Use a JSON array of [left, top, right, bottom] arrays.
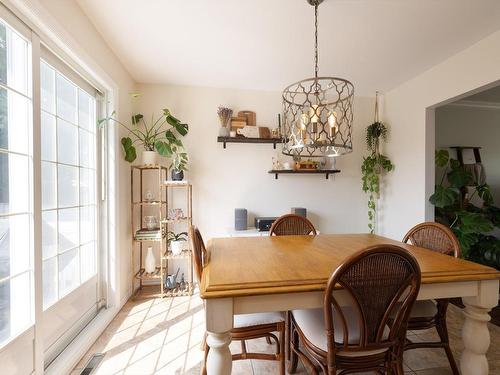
[[77, 0, 500, 96]]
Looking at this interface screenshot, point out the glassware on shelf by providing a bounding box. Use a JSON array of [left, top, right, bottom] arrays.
[[144, 215, 159, 230]]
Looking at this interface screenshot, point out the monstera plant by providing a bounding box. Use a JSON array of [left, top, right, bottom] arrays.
[[99, 109, 188, 170], [429, 149, 500, 269]]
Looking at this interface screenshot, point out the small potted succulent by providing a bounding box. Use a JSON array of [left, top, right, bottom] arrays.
[[170, 151, 188, 181], [168, 231, 188, 255], [98, 108, 188, 166]]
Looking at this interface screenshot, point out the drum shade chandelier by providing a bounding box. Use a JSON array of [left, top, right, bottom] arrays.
[[282, 0, 354, 158]]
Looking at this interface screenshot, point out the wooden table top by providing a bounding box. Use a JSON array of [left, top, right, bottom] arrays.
[[200, 234, 500, 299]]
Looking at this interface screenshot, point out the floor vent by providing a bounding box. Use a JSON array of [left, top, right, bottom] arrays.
[[80, 353, 105, 375]]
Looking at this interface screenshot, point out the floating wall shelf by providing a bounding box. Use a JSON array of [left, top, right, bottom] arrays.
[[268, 169, 341, 180], [217, 136, 284, 149]]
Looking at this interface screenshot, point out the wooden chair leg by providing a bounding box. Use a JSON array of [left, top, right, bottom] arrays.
[[435, 312, 459, 375], [288, 323, 299, 374], [286, 311, 291, 361], [279, 324, 285, 375], [202, 338, 209, 375]]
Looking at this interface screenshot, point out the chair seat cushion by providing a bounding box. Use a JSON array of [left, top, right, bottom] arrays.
[[234, 311, 284, 328], [409, 300, 438, 318], [291, 307, 388, 356]]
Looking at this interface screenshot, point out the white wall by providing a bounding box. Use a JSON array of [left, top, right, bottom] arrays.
[[381, 29, 500, 240], [135, 84, 374, 242], [436, 105, 500, 205]]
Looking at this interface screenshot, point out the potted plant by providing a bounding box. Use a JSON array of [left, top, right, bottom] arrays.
[[429, 149, 500, 269], [168, 231, 188, 255], [98, 108, 188, 166], [170, 151, 188, 181]]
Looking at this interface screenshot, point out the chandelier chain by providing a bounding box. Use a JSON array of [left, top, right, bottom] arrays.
[[314, 3, 319, 79]]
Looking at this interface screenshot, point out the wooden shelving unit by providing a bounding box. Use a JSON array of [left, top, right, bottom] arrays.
[[268, 169, 341, 180], [131, 165, 168, 299], [217, 136, 284, 149], [131, 165, 194, 299]]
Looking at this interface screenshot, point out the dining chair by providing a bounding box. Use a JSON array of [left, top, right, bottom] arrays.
[[402, 222, 461, 374], [189, 225, 286, 375], [269, 214, 317, 236], [288, 244, 421, 375]]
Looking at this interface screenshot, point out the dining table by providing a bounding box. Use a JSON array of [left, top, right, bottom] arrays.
[[199, 234, 500, 375]]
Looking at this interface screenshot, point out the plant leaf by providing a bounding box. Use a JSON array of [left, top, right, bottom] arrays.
[[477, 184, 494, 206], [155, 140, 173, 157], [447, 168, 472, 188], [449, 158, 461, 170], [164, 130, 177, 143], [429, 185, 458, 208], [121, 137, 137, 163], [435, 149, 449, 168], [457, 211, 494, 234]]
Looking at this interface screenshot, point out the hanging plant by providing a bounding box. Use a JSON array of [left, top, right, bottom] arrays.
[[361, 92, 395, 233]]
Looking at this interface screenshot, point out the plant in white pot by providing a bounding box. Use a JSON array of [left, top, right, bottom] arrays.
[[168, 231, 188, 255], [98, 108, 189, 165]]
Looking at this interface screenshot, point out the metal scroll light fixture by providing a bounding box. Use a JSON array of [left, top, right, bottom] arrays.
[[282, 0, 354, 158]]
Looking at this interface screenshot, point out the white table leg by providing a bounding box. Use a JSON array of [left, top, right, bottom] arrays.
[[461, 280, 499, 375], [205, 298, 234, 375], [206, 332, 232, 375]]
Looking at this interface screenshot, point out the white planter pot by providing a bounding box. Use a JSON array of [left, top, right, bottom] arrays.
[[171, 240, 184, 255], [142, 150, 157, 166], [145, 247, 156, 273]]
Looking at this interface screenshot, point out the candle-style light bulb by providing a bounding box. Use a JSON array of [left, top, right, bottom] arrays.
[[328, 111, 337, 137]]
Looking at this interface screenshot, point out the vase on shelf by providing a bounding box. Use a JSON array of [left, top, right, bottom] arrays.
[[142, 150, 157, 166], [171, 169, 184, 181], [145, 246, 156, 273], [218, 126, 229, 137]]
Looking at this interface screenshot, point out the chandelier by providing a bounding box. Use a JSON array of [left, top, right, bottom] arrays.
[[282, 0, 354, 158]]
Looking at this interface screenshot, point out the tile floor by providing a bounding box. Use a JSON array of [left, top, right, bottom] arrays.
[[72, 292, 500, 375]]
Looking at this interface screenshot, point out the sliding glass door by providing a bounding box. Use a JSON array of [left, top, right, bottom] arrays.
[[0, 13, 33, 348], [40, 51, 101, 365], [0, 4, 105, 371]]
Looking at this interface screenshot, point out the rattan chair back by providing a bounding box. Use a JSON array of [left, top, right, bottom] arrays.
[[403, 222, 460, 257], [324, 245, 421, 366], [269, 214, 317, 236], [189, 225, 207, 283]]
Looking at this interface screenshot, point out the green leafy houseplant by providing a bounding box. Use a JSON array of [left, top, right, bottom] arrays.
[[429, 149, 500, 269], [99, 109, 189, 167], [361, 119, 395, 233], [167, 231, 188, 242]]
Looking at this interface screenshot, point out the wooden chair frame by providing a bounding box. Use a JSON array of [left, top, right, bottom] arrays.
[[288, 245, 421, 375], [189, 225, 285, 375], [269, 214, 317, 236], [402, 222, 460, 374]]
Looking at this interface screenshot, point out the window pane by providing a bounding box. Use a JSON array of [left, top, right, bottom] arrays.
[[42, 210, 57, 260], [0, 152, 29, 215], [80, 168, 95, 206], [58, 164, 78, 208], [41, 161, 56, 210], [0, 22, 29, 96], [56, 74, 77, 123], [58, 248, 79, 297], [0, 272, 31, 345], [78, 90, 94, 132], [0, 214, 30, 280], [80, 205, 95, 244], [0, 88, 30, 155], [41, 62, 55, 113], [41, 112, 56, 162], [8, 32, 29, 96], [58, 208, 78, 252], [79, 129, 94, 168], [80, 242, 95, 283], [42, 258, 57, 310], [57, 119, 78, 165]]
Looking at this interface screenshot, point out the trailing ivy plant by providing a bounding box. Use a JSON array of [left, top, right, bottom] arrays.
[[429, 149, 500, 269], [98, 109, 189, 170], [361, 121, 395, 233]]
